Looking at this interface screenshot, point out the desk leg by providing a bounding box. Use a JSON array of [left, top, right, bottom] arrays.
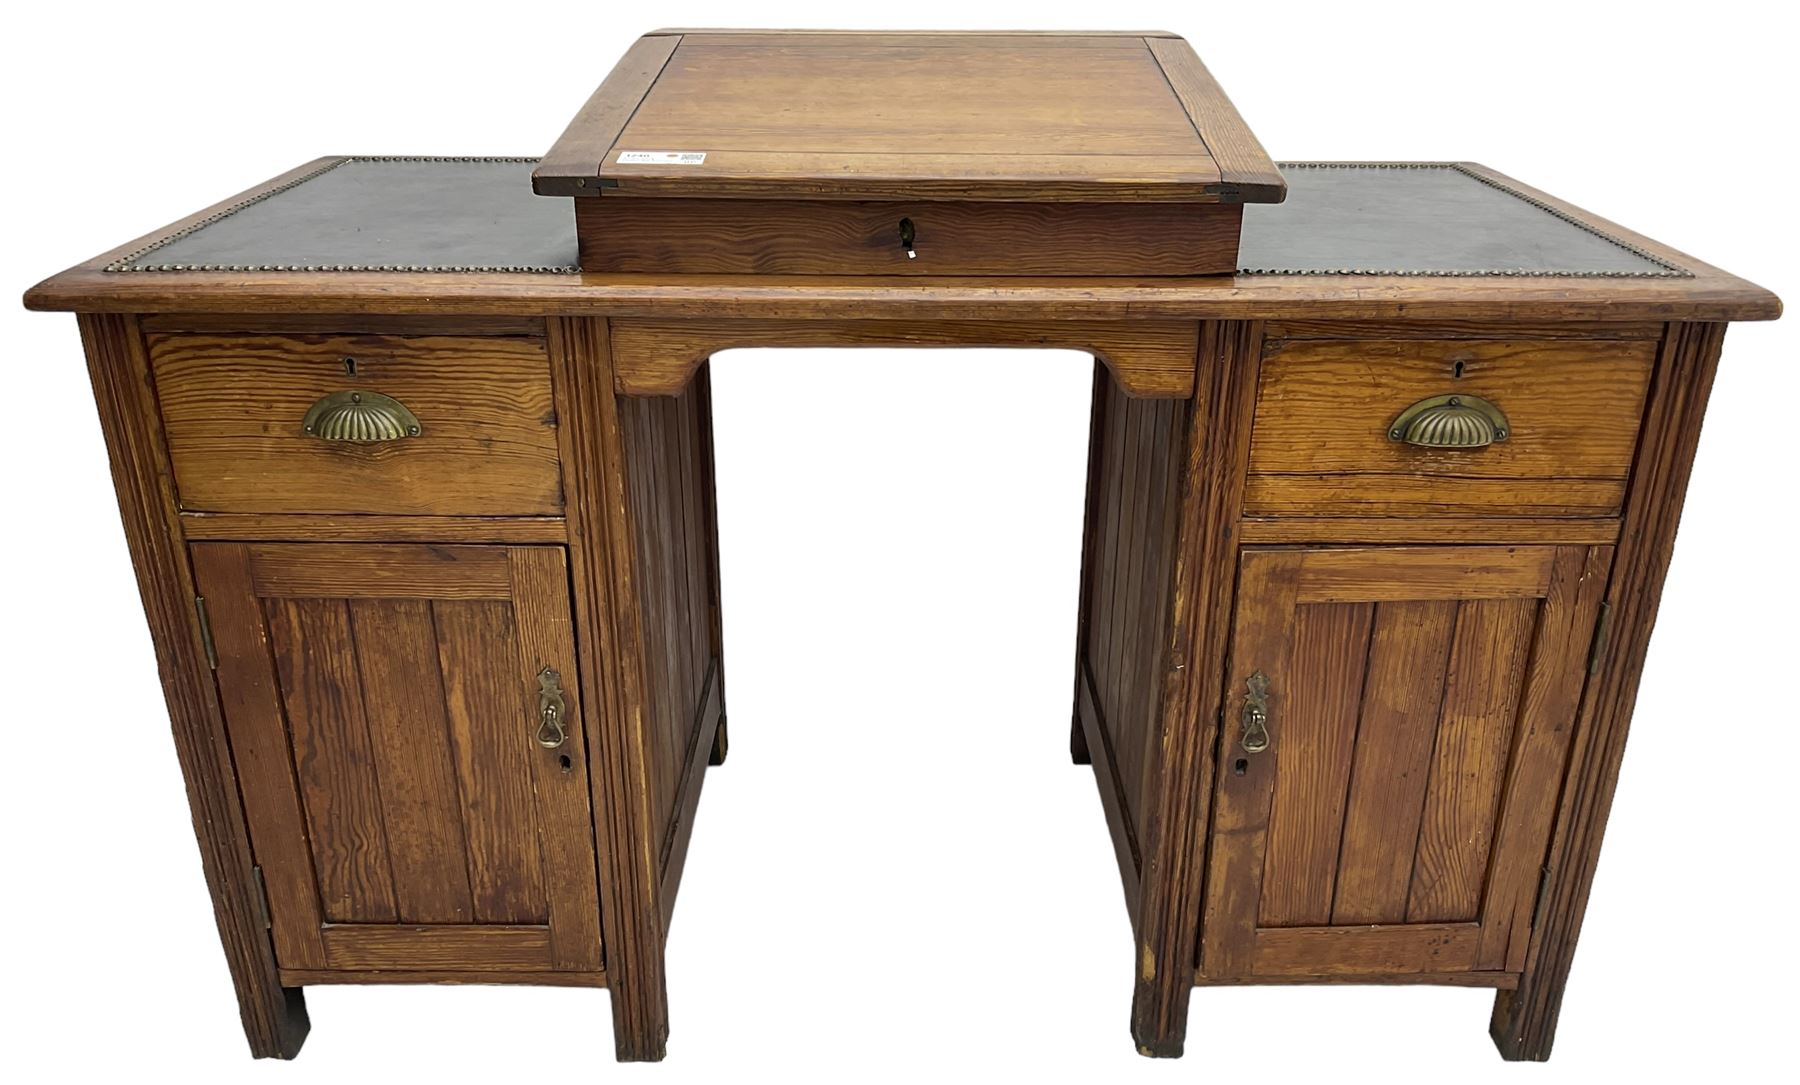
[[1073, 325, 1257, 1058], [554, 318, 665, 1060], [553, 321, 729, 1061], [79, 314, 311, 1058], [1492, 322, 1725, 1060]]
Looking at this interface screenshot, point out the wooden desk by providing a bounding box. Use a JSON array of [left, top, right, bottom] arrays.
[[23, 29, 1779, 1066]]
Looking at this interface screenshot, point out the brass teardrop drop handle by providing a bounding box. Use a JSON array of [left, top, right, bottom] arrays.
[[301, 389, 423, 443], [1387, 393, 1509, 449], [536, 666, 569, 750], [1240, 671, 1271, 755]]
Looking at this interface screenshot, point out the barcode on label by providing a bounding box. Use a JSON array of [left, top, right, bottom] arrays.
[[616, 151, 708, 165]]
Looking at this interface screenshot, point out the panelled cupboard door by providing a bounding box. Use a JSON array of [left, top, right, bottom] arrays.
[[1202, 545, 1610, 981], [191, 543, 604, 975]]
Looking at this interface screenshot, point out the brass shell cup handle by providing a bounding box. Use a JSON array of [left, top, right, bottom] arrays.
[[1388, 394, 1509, 450], [302, 390, 423, 443], [1240, 671, 1271, 755], [536, 666, 569, 750]]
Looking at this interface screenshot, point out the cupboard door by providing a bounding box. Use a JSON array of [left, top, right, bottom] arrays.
[[192, 543, 603, 974], [1202, 546, 1609, 980]]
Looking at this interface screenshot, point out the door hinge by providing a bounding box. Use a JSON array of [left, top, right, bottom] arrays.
[[1586, 601, 1613, 675], [1530, 865, 1554, 928], [250, 865, 272, 931], [194, 595, 218, 670]]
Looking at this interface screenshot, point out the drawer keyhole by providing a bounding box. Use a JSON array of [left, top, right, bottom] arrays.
[[898, 217, 917, 260]]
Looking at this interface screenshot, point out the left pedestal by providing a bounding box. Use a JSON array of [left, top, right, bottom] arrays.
[[73, 314, 728, 1061]]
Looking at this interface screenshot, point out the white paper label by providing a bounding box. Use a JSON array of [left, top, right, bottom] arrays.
[[616, 151, 707, 165]]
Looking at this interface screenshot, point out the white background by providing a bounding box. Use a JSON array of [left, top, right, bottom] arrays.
[[3, 1, 1795, 1080]]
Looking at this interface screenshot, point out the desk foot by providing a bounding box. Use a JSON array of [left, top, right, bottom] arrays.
[[609, 987, 670, 1062], [1489, 985, 1558, 1062], [708, 714, 729, 766], [1129, 982, 1188, 1058], [248, 986, 311, 1059], [1070, 714, 1092, 765], [1131, 1028, 1185, 1059]]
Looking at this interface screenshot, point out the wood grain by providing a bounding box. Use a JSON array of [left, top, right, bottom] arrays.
[[577, 198, 1241, 276], [1253, 923, 1482, 976], [1330, 601, 1457, 925], [1294, 546, 1556, 602], [1244, 476, 1628, 519], [1238, 517, 1620, 546], [350, 599, 476, 924], [607, 318, 1202, 398], [266, 597, 397, 924], [180, 512, 566, 544], [618, 39, 1203, 157], [1263, 320, 1665, 341], [248, 543, 512, 599], [148, 332, 563, 516], [141, 313, 549, 338], [535, 32, 1281, 203], [1257, 603, 1373, 927], [320, 925, 553, 971], [1407, 599, 1536, 923], [433, 600, 548, 924], [280, 968, 605, 988], [1195, 969, 1518, 989]]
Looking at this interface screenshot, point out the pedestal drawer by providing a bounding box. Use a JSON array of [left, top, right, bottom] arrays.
[[148, 331, 563, 516], [576, 198, 1243, 276], [1245, 338, 1656, 518]]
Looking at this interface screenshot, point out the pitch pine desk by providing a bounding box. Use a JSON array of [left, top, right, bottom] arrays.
[[24, 29, 1779, 1065]]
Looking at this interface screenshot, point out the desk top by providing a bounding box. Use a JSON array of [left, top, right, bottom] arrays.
[[82, 158, 1682, 279], [25, 157, 1778, 322], [532, 30, 1285, 204]]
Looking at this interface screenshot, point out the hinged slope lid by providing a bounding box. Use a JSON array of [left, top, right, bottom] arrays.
[[533, 30, 1286, 203]]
